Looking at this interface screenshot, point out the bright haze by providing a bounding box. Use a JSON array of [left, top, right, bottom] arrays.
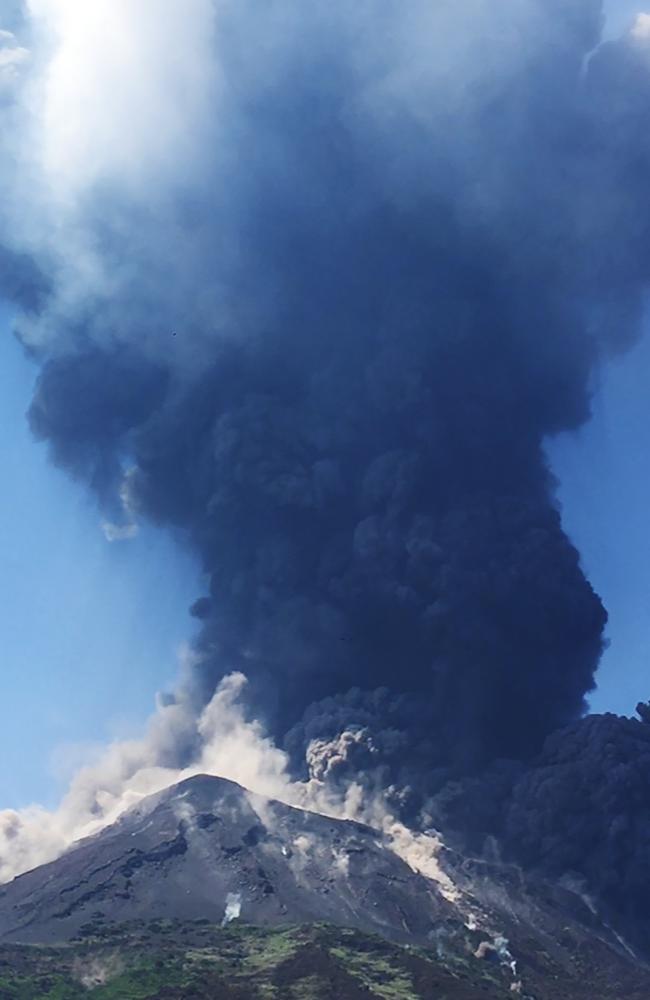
[[1, 0, 650, 949]]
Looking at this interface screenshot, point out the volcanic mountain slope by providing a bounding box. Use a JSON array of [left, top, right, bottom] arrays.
[[0, 774, 649, 999], [0, 775, 454, 946]]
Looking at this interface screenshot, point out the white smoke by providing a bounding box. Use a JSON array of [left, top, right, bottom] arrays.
[[1, 0, 224, 359], [631, 12, 650, 41], [101, 521, 138, 542], [1, 0, 599, 361], [0, 30, 28, 90], [22, 0, 220, 199], [475, 933, 522, 993], [221, 891, 242, 926], [0, 669, 457, 905], [0, 679, 198, 882], [72, 954, 123, 989]]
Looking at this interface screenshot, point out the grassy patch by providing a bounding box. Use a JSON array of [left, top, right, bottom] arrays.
[[0, 920, 512, 1000], [331, 947, 418, 999]]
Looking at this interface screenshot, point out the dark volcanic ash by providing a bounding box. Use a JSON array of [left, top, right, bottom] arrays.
[[2, 1, 650, 921], [504, 708, 650, 955]]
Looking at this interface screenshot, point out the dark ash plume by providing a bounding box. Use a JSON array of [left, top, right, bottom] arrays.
[[504, 711, 650, 955], [4, 1, 650, 775]]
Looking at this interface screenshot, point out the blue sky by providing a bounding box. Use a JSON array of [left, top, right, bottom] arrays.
[[0, 310, 200, 807], [604, 0, 648, 35], [549, 326, 650, 717]]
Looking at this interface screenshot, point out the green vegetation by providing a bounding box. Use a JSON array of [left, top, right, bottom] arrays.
[[0, 920, 510, 999]]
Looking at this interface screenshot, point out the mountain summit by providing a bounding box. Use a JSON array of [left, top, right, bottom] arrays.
[[0, 775, 452, 946], [1, 774, 649, 998]]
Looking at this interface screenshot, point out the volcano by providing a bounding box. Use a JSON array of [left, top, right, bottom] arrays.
[[0, 773, 649, 998]]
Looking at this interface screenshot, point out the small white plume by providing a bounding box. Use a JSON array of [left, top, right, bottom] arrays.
[[631, 12, 650, 41], [221, 892, 241, 926], [72, 954, 123, 988], [475, 933, 521, 992], [101, 521, 138, 542], [0, 30, 28, 90]]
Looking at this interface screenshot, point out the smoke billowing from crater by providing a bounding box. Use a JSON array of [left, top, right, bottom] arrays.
[[3, 1, 650, 778]]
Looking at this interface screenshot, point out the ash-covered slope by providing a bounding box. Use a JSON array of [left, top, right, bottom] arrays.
[[1, 774, 650, 998], [0, 775, 452, 946]]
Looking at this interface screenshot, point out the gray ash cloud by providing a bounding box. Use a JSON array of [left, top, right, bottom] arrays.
[[4, 2, 650, 779]]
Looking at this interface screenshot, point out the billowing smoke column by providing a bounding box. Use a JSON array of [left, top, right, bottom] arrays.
[[3, 1, 650, 778]]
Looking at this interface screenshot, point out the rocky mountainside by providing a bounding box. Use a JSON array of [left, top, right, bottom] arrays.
[[0, 774, 649, 999], [0, 775, 453, 946]]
